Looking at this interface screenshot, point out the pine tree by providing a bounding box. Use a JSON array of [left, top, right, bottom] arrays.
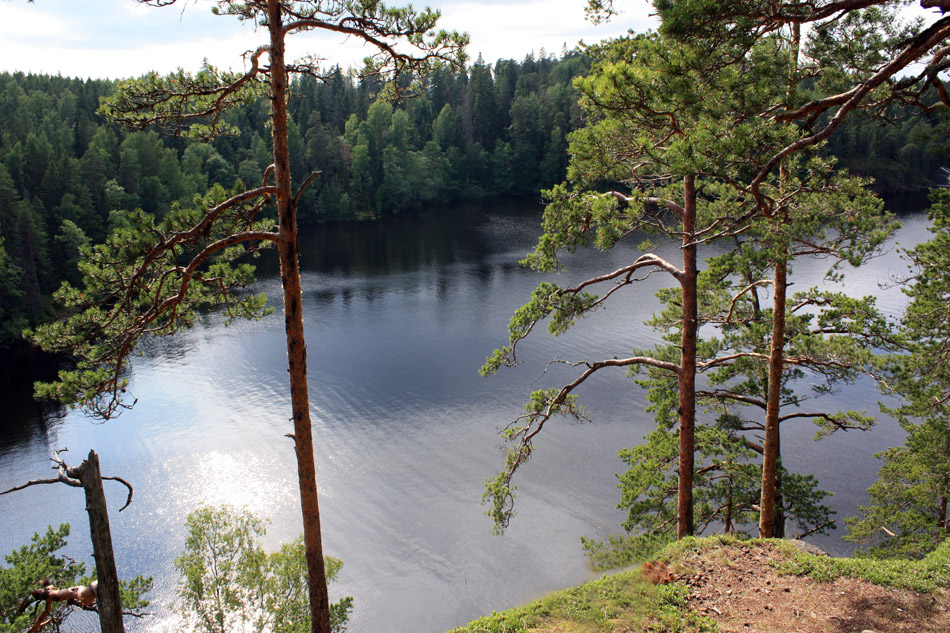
[[28, 3, 465, 632], [847, 188, 950, 558]]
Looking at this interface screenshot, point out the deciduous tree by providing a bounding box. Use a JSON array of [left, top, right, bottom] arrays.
[[175, 506, 351, 633]]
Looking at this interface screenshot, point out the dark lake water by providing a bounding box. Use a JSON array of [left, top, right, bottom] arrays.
[[0, 195, 934, 632]]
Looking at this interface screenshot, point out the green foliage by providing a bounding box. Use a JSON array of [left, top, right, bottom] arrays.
[[0, 525, 84, 633], [824, 107, 947, 192], [523, 184, 630, 273], [609, 173, 892, 542], [458, 534, 949, 633], [479, 281, 598, 377], [580, 532, 673, 571], [103, 65, 268, 140], [53, 219, 91, 288], [607, 169, 887, 542], [650, 583, 719, 633], [654, 533, 950, 593], [0, 236, 27, 342], [0, 52, 600, 346], [480, 27, 786, 535], [572, 31, 799, 186], [0, 524, 151, 633], [27, 183, 272, 418], [615, 424, 834, 539], [480, 387, 588, 532], [847, 189, 950, 559], [845, 417, 950, 558], [482, 7, 916, 543], [891, 188, 950, 416], [175, 506, 352, 633], [0, 31, 941, 347]]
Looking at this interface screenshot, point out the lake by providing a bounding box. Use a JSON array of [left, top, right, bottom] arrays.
[[0, 195, 934, 632]]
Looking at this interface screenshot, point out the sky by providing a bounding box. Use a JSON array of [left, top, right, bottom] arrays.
[[0, 0, 658, 79]]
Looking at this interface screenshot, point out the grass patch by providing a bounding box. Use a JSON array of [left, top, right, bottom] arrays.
[[776, 537, 950, 593], [581, 533, 674, 572], [447, 568, 716, 633], [450, 534, 950, 633], [655, 533, 950, 593], [647, 533, 950, 593], [648, 534, 746, 566]]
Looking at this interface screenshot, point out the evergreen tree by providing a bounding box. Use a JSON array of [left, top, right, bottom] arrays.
[[847, 188, 950, 557], [481, 29, 794, 538]]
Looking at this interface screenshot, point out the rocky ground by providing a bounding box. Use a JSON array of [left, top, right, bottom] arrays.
[[652, 541, 950, 633]]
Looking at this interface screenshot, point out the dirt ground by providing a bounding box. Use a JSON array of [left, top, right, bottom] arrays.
[[666, 542, 950, 633]]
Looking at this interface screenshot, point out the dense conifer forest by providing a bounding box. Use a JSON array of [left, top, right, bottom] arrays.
[[0, 52, 946, 348]]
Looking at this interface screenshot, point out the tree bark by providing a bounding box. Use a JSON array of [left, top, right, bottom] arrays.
[[774, 431, 785, 538], [760, 22, 800, 541], [77, 450, 124, 633], [266, 3, 330, 632], [677, 174, 698, 539], [760, 257, 787, 538]]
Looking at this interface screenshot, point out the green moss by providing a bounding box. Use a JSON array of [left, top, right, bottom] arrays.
[[650, 534, 950, 593], [649, 534, 747, 565]]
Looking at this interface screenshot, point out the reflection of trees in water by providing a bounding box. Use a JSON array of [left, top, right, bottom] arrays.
[[0, 402, 66, 455], [305, 280, 397, 308], [282, 199, 543, 308], [5, 196, 924, 449], [278, 198, 541, 278], [0, 342, 67, 452], [299, 218, 464, 275], [1, 315, 206, 452]]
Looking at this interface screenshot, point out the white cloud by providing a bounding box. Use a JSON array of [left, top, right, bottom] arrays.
[[442, 0, 656, 61], [9, 33, 261, 79], [0, 0, 658, 78], [0, 3, 74, 41]]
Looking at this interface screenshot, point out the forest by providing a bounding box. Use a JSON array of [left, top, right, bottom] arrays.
[[2, 1, 950, 633], [0, 52, 590, 346], [0, 48, 946, 348]]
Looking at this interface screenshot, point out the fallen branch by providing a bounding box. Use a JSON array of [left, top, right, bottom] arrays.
[[17, 579, 98, 633]]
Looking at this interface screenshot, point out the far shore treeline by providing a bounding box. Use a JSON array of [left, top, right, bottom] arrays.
[[0, 52, 946, 348]]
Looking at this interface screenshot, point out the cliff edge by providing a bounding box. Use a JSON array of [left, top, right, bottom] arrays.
[[450, 536, 950, 633]]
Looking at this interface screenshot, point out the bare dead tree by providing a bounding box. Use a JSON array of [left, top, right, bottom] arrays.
[[1, 449, 134, 633]]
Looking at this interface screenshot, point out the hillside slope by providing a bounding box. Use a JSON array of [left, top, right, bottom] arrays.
[[449, 536, 950, 633]]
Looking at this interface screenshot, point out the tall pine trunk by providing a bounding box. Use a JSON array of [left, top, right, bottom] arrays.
[[677, 174, 698, 539], [267, 2, 330, 631], [760, 23, 800, 539], [759, 256, 786, 538]]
